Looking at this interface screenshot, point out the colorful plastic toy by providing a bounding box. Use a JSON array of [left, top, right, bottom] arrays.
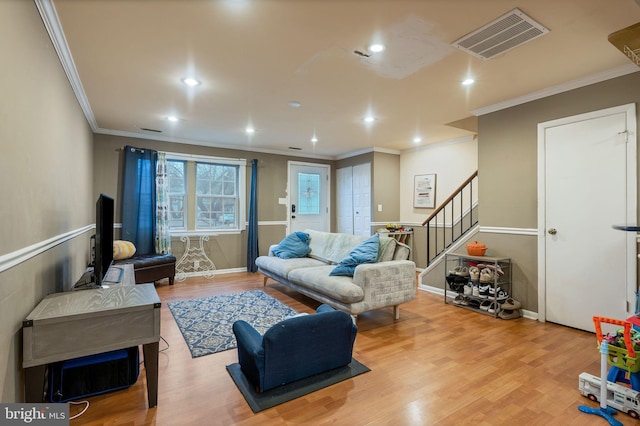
[[578, 316, 640, 424]]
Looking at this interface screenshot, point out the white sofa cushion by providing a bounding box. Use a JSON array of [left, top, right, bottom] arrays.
[[305, 229, 367, 264], [288, 265, 365, 303], [255, 256, 326, 279]]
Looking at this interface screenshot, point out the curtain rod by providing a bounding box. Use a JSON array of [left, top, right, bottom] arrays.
[[165, 151, 246, 164], [115, 147, 246, 164], [115, 146, 149, 153]]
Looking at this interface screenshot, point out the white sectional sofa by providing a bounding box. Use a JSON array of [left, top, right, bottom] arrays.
[[256, 229, 417, 319]]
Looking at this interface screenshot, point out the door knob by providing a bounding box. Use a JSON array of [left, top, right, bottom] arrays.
[[548, 228, 557, 235]]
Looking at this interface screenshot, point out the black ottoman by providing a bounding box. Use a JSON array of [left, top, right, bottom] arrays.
[[115, 254, 176, 285]]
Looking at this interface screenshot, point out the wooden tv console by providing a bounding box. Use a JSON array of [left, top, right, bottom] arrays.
[[22, 279, 161, 407]]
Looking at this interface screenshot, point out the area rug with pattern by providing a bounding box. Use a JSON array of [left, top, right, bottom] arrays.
[[168, 289, 298, 358]]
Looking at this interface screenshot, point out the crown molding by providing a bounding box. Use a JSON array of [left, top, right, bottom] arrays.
[[472, 64, 639, 116], [401, 134, 476, 155], [36, 0, 335, 162], [335, 146, 402, 161], [35, 0, 98, 131]]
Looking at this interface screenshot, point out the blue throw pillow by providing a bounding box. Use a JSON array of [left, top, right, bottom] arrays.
[[272, 232, 311, 259], [330, 234, 379, 277]]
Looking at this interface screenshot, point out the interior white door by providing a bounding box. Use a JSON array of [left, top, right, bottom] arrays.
[[288, 162, 330, 233], [336, 167, 354, 234], [352, 163, 371, 236], [541, 105, 636, 332]]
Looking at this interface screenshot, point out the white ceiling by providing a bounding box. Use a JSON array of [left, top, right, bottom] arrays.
[[43, 0, 640, 159]]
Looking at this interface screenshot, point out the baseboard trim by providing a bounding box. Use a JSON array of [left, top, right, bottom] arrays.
[[176, 267, 248, 280], [0, 225, 94, 274]]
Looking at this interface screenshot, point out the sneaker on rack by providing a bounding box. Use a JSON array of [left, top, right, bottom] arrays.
[[472, 285, 480, 298], [469, 266, 480, 282], [467, 299, 481, 309], [453, 295, 465, 305], [495, 289, 509, 303], [501, 297, 522, 310], [479, 263, 505, 275], [453, 266, 469, 277], [498, 308, 521, 320], [463, 283, 473, 296], [479, 268, 494, 283], [478, 284, 491, 299]]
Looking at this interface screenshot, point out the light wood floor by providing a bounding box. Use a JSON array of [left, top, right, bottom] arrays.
[[68, 273, 635, 425]]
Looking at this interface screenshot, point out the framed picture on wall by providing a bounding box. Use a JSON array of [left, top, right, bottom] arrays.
[[414, 174, 436, 208]]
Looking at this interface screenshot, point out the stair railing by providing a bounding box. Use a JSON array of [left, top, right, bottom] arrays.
[[422, 171, 478, 266]]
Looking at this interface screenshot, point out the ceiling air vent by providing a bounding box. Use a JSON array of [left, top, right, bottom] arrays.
[[452, 8, 549, 60]]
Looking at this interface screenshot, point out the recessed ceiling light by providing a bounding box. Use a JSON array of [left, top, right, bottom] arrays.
[[413, 137, 422, 143], [245, 127, 255, 134], [288, 101, 302, 108], [364, 115, 376, 123], [167, 115, 179, 122], [368, 43, 385, 53], [311, 136, 318, 143], [182, 77, 201, 87], [462, 78, 475, 86]]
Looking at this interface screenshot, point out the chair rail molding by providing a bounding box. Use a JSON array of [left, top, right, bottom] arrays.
[[0, 225, 94, 274], [479, 226, 539, 236]]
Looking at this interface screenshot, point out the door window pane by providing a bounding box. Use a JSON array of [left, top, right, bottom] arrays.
[[298, 173, 320, 215]]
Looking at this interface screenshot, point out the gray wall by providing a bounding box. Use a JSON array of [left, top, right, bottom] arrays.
[[372, 152, 401, 224], [93, 134, 337, 269], [478, 71, 640, 313], [0, 1, 94, 402], [93, 140, 403, 272]]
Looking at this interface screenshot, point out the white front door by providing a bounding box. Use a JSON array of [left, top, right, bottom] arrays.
[[288, 162, 330, 233], [538, 103, 636, 332]]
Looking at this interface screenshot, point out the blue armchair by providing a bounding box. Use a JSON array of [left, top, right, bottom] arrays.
[[232, 304, 357, 392]]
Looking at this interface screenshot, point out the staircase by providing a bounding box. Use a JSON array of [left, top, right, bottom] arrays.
[[422, 171, 478, 266]]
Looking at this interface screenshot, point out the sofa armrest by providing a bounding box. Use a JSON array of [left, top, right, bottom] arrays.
[[232, 320, 265, 388], [352, 260, 416, 307], [233, 320, 263, 352]]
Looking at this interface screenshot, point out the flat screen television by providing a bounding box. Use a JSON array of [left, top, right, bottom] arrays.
[[94, 194, 114, 287]]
